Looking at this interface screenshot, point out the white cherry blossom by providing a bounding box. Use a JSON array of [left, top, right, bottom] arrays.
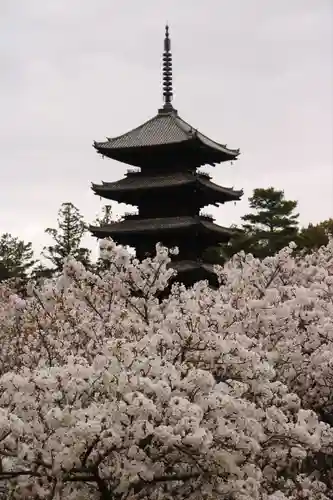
[[0, 240, 332, 499]]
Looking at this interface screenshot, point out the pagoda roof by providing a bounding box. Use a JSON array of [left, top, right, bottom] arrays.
[[90, 216, 235, 244], [161, 260, 219, 290], [93, 109, 239, 166], [93, 25, 240, 168], [171, 260, 215, 275], [170, 260, 218, 285], [92, 171, 243, 204]]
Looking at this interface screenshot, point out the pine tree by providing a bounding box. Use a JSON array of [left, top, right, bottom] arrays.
[[239, 187, 299, 257], [202, 189, 300, 262], [297, 219, 333, 253], [43, 202, 91, 272], [92, 205, 119, 272], [0, 233, 36, 282]]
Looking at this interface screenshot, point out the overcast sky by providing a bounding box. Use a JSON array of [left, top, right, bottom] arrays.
[[1, 0, 332, 257]]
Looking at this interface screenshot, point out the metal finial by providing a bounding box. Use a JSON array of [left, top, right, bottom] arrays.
[[162, 24, 173, 109]]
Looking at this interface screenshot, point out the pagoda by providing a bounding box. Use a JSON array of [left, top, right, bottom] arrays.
[[90, 26, 243, 287]]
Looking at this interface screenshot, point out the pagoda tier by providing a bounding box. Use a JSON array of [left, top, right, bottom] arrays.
[[92, 171, 243, 207], [93, 107, 239, 169], [90, 216, 236, 262], [169, 261, 219, 289], [89, 26, 243, 288]]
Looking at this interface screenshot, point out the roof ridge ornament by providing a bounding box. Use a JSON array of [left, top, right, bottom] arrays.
[[160, 24, 175, 114]]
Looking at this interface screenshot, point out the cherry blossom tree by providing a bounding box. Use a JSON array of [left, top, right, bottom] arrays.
[[0, 240, 332, 499]]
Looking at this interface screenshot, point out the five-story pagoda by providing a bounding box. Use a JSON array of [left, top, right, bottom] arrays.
[[90, 26, 243, 287]]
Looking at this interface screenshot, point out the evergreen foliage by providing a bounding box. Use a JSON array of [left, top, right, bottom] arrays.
[[297, 219, 333, 253], [0, 233, 36, 282], [43, 202, 91, 272], [240, 187, 299, 257]]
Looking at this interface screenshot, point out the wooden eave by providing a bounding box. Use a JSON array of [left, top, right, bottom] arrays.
[[93, 109, 239, 166], [91, 173, 243, 204], [89, 216, 236, 243]]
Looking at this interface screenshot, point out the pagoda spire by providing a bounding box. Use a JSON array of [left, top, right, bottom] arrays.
[[162, 24, 173, 110]]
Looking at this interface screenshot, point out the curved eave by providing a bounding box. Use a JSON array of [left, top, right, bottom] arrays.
[[199, 178, 243, 202], [93, 139, 239, 165], [170, 261, 218, 286], [93, 107, 240, 166], [200, 220, 236, 237], [91, 175, 191, 193], [93, 139, 187, 154], [93, 141, 189, 167], [194, 135, 240, 160], [170, 260, 215, 273], [175, 113, 240, 160], [91, 177, 243, 205], [89, 217, 237, 245]]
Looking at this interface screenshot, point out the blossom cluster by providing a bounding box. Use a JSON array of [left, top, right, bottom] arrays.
[[0, 240, 332, 499]]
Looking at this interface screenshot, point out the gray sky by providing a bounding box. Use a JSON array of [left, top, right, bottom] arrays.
[[1, 0, 332, 257]]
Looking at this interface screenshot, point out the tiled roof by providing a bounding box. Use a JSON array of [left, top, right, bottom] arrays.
[[92, 172, 243, 200], [199, 177, 243, 199], [94, 109, 239, 158], [170, 260, 215, 274], [201, 219, 236, 236], [91, 216, 194, 234], [96, 113, 187, 149], [168, 260, 219, 288], [90, 216, 235, 236], [94, 172, 193, 191]]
